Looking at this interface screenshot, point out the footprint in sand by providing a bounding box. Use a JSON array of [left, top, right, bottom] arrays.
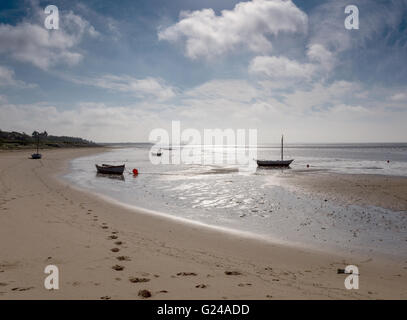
[[225, 271, 242, 276], [110, 248, 120, 253], [195, 284, 207, 288], [101, 226, 109, 229], [177, 272, 197, 276], [108, 235, 118, 240], [112, 265, 124, 271], [238, 283, 252, 287], [100, 296, 111, 300], [114, 241, 123, 245], [138, 289, 152, 298], [129, 277, 150, 283], [116, 256, 131, 261], [11, 286, 34, 292]]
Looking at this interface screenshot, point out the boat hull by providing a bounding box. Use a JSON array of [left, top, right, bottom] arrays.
[[256, 159, 294, 167], [31, 153, 42, 159], [95, 164, 125, 175]]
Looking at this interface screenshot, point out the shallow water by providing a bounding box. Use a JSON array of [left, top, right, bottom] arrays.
[[65, 144, 407, 259]]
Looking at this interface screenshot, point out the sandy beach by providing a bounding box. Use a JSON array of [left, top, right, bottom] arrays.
[[0, 148, 406, 299], [280, 171, 407, 212]]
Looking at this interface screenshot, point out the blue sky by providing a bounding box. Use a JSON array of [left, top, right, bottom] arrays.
[[0, 0, 406, 142]]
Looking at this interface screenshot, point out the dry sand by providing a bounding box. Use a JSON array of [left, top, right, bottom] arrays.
[[0, 148, 406, 299]]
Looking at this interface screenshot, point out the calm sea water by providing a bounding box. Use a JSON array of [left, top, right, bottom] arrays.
[[65, 143, 407, 259]]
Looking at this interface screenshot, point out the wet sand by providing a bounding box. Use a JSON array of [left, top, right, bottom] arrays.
[[0, 148, 406, 299], [280, 171, 407, 211]]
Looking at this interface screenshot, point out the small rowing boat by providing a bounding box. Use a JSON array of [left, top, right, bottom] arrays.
[[95, 164, 125, 175]]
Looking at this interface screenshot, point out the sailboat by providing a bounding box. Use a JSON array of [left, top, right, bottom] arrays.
[[31, 133, 42, 159], [256, 135, 294, 167]]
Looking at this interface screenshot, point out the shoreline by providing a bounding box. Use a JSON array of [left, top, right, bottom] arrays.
[[66, 178, 406, 264], [0, 148, 406, 299], [65, 149, 407, 263]]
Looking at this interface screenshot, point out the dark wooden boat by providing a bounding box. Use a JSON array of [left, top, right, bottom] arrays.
[[95, 164, 125, 175], [256, 135, 294, 167], [256, 159, 293, 167]]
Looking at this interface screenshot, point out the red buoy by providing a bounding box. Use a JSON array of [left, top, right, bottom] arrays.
[[132, 168, 139, 175]]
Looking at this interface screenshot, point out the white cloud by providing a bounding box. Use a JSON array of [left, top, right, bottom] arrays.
[[0, 65, 36, 88], [249, 55, 316, 81], [1, 78, 406, 142], [185, 79, 259, 103], [306, 43, 335, 72], [390, 92, 407, 102], [0, 11, 97, 70], [276, 80, 365, 114], [306, 0, 407, 74], [67, 74, 177, 101], [0, 101, 170, 142], [0, 95, 7, 104], [158, 0, 308, 59]]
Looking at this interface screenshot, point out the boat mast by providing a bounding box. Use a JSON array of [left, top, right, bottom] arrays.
[[281, 135, 283, 161]]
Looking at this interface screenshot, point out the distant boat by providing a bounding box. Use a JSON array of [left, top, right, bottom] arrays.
[[151, 149, 162, 156], [31, 153, 42, 159], [95, 164, 125, 175], [257, 135, 294, 167], [31, 132, 42, 159]]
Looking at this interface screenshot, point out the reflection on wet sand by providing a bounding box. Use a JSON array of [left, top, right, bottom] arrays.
[[96, 173, 125, 181]]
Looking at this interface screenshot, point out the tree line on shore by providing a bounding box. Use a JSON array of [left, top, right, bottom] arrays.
[[0, 129, 99, 149]]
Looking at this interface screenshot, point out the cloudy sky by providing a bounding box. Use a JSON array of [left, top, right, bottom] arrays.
[[0, 0, 406, 143]]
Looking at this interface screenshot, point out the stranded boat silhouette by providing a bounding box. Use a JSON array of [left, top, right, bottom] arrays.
[[256, 135, 294, 167]]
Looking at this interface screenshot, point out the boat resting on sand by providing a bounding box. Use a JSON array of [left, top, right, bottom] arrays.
[[256, 135, 294, 168], [256, 159, 293, 167], [31, 153, 42, 159], [95, 164, 125, 175]]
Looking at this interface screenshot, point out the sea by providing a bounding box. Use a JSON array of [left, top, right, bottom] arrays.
[[64, 143, 407, 260]]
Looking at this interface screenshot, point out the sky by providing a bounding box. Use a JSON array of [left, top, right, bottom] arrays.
[[0, 0, 406, 143]]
